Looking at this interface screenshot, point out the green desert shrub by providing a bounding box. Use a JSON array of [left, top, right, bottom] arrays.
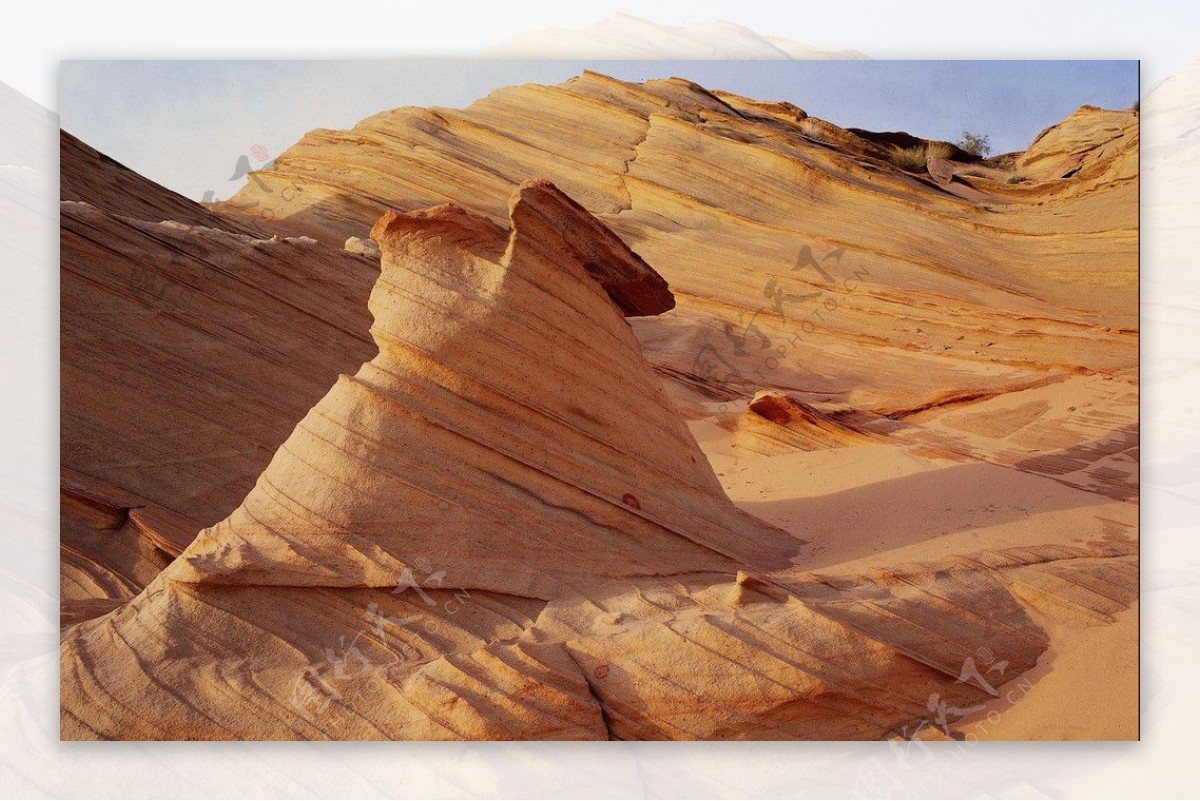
[[957, 130, 993, 157]]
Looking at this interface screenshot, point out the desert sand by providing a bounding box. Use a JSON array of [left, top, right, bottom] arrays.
[[59, 71, 1138, 740]]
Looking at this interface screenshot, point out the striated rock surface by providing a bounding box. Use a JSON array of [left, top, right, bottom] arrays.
[[60, 70, 1138, 740], [60, 198, 378, 526], [218, 71, 1138, 502], [730, 391, 879, 456], [59, 131, 379, 624], [62, 179, 1136, 740], [167, 180, 793, 597], [61, 131, 264, 236], [1018, 104, 1139, 181]]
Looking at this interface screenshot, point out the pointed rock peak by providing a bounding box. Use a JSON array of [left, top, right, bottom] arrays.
[[367, 180, 674, 318], [506, 178, 675, 316], [644, 76, 741, 113]]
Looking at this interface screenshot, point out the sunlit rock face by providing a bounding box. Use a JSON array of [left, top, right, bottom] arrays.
[[59, 70, 1138, 740]]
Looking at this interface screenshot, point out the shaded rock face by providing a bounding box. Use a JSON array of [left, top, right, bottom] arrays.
[[60, 128, 380, 534], [61, 179, 1136, 742], [60, 202, 377, 532], [61, 131, 265, 236], [59, 138, 382, 625]]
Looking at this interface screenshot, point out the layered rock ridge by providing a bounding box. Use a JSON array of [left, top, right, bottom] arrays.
[[61, 180, 1135, 741], [168, 179, 798, 598], [59, 129, 381, 624], [217, 71, 1139, 502], [58, 67, 1140, 739]]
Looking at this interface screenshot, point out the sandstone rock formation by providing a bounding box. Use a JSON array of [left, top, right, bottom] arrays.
[[1018, 104, 1138, 181], [62, 178, 1136, 740], [166, 180, 793, 597], [730, 391, 879, 456], [60, 70, 1139, 740], [218, 71, 1138, 501], [59, 137, 379, 625]]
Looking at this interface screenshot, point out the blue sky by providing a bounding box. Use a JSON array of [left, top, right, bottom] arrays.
[[59, 59, 1138, 201]]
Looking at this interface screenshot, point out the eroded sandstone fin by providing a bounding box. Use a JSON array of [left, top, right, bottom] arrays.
[[165, 180, 796, 598], [505, 178, 675, 316], [368, 180, 674, 318]]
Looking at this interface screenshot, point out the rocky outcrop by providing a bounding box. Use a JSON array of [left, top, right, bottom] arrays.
[[343, 235, 379, 258], [217, 72, 1138, 503], [1019, 105, 1138, 181], [847, 128, 978, 162], [730, 391, 878, 456], [58, 70, 1139, 741], [59, 133, 380, 622], [61, 181, 1136, 740], [166, 180, 794, 597]]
